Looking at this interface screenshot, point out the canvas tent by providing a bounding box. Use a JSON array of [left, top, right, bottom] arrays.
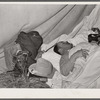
[[0, 4, 95, 47], [1, 4, 100, 88]]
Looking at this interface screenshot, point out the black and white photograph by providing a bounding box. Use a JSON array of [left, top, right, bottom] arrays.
[[0, 2, 100, 98]]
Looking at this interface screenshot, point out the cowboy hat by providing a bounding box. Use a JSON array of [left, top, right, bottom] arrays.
[[28, 58, 54, 78]]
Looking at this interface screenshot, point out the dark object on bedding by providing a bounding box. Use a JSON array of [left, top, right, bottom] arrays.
[[15, 31, 43, 67], [29, 73, 48, 82], [88, 27, 100, 44], [88, 33, 100, 44]]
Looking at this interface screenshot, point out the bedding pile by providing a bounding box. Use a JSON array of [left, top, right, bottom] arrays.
[[0, 50, 50, 88], [0, 31, 51, 88], [0, 71, 50, 88], [42, 5, 100, 88]]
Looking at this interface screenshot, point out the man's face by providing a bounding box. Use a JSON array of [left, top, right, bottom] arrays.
[[57, 41, 73, 55]]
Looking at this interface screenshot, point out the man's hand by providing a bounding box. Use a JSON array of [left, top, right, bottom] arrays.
[[73, 49, 89, 59]]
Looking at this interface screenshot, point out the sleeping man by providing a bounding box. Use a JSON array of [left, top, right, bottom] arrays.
[[53, 38, 100, 88], [53, 41, 89, 76]]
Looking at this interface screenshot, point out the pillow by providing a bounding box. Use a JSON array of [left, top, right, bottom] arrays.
[[42, 48, 61, 72]]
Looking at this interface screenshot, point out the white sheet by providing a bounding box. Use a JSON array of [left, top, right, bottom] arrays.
[[42, 48, 61, 72]]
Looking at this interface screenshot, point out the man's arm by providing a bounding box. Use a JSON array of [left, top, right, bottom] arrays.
[[60, 49, 88, 76], [60, 53, 77, 76]]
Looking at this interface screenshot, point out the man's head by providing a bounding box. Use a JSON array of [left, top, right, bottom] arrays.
[[53, 41, 73, 55], [88, 34, 100, 45], [91, 27, 100, 34]]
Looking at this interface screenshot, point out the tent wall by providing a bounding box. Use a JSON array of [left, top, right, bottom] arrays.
[[0, 4, 96, 72], [0, 4, 65, 48], [1, 4, 95, 48], [38, 5, 95, 44]]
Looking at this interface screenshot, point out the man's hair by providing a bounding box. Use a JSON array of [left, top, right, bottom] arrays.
[[53, 44, 61, 55]]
